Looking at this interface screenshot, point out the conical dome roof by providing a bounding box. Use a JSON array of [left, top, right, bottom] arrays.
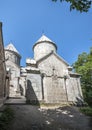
[[36, 34, 53, 43], [33, 34, 57, 61], [5, 43, 19, 54], [33, 34, 57, 50]]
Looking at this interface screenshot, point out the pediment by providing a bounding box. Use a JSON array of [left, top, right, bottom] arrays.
[[37, 51, 69, 66]]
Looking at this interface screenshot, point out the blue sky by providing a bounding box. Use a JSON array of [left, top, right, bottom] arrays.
[[0, 0, 92, 66]]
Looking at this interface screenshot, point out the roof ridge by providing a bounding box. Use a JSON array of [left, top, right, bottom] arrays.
[[37, 51, 69, 66], [33, 34, 57, 50], [5, 43, 19, 54], [36, 34, 53, 43]]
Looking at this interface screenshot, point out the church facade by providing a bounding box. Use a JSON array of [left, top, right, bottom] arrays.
[[5, 35, 83, 104]]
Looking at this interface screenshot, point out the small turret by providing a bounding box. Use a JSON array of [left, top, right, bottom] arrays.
[[5, 43, 21, 66]]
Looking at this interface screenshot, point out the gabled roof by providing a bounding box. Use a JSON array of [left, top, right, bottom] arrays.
[[37, 51, 69, 66], [5, 43, 20, 55], [33, 34, 57, 50]]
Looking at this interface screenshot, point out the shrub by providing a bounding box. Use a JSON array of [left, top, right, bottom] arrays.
[[0, 106, 14, 130], [80, 107, 92, 116]]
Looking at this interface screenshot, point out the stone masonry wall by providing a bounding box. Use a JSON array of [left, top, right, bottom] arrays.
[[5, 60, 20, 97], [0, 22, 6, 106], [38, 53, 83, 103], [43, 76, 67, 103], [34, 42, 56, 61], [66, 77, 83, 102], [26, 73, 42, 103], [38, 54, 68, 103]]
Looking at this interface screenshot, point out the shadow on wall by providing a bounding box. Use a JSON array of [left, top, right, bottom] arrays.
[[26, 80, 40, 106], [19, 84, 24, 96], [75, 95, 84, 107]]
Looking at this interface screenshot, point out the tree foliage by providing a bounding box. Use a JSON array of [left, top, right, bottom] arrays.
[[52, 0, 92, 12], [73, 48, 92, 106]]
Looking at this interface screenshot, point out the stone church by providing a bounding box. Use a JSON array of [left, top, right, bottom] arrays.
[[5, 35, 83, 104]]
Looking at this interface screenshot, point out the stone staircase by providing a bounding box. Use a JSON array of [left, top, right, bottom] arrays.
[[5, 96, 26, 105]]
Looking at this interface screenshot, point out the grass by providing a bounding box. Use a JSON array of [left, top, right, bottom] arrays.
[[0, 106, 14, 130], [26, 99, 40, 105], [80, 106, 92, 116]]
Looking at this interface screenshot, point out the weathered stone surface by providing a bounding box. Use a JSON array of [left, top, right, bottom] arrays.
[[4, 34, 83, 105], [34, 35, 83, 104], [0, 22, 8, 106], [38, 53, 68, 77], [26, 73, 42, 102], [43, 77, 67, 103], [5, 44, 21, 97], [19, 76, 26, 96], [33, 35, 57, 61]]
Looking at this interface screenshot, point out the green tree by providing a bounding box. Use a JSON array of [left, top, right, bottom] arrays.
[[52, 0, 92, 12], [73, 48, 92, 106]]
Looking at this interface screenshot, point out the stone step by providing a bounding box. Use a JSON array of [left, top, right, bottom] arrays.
[[5, 97, 26, 105]]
